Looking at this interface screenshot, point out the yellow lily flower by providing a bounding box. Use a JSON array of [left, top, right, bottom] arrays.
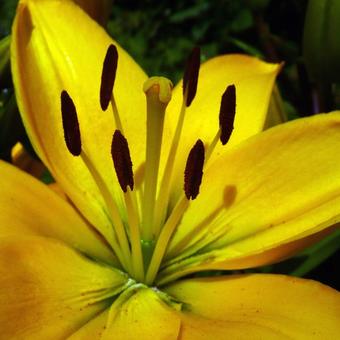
[[1, 0, 339, 338]]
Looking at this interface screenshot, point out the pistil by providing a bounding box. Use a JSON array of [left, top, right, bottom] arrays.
[[142, 77, 173, 241]]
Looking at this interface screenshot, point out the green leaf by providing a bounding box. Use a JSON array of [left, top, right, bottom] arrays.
[[169, 2, 210, 23], [227, 37, 263, 57], [230, 9, 253, 32], [303, 0, 340, 82], [0, 35, 10, 76], [290, 229, 340, 277]]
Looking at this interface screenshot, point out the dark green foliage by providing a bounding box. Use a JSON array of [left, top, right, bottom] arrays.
[[0, 0, 18, 37]]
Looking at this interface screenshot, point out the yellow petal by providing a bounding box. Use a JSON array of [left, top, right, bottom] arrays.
[[68, 309, 110, 339], [11, 0, 147, 241], [207, 227, 336, 270], [162, 112, 340, 281], [48, 181, 69, 199], [68, 288, 182, 340], [102, 287, 181, 340], [0, 236, 129, 339], [0, 160, 116, 265], [165, 274, 340, 339], [165, 54, 281, 199]]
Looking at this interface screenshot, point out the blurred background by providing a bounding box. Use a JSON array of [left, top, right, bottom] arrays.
[[0, 0, 339, 289]]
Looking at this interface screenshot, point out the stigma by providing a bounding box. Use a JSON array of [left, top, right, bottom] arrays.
[[143, 76, 173, 105]]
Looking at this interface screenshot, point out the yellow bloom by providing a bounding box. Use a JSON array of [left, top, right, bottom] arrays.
[[1, 0, 339, 338]]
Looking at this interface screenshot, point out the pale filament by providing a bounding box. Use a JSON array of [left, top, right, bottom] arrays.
[[153, 94, 188, 237], [80, 150, 132, 273]]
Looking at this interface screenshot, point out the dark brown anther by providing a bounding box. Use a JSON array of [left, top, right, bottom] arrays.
[[60, 90, 81, 156], [184, 139, 205, 200], [219, 84, 236, 145], [182, 47, 200, 107], [111, 130, 134, 192], [100, 44, 118, 111]]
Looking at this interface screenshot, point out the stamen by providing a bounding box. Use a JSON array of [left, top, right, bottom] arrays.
[[124, 188, 144, 282], [184, 139, 205, 200], [205, 85, 237, 162], [153, 48, 201, 234], [60, 91, 130, 271], [100, 44, 118, 111], [205, 131, 220, 162], [142, 77, 173, 240], [60, 90, 81, 156], [219, 84, 236, 145], [183, 47, 200, 107], [111, 130, 134, 192], [80, 151, 132, 274], [145, 196, 189, 285], [111, 130, 144, 281]]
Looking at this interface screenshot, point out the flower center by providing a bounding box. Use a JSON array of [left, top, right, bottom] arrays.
[[60, 45, 236, 285]]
